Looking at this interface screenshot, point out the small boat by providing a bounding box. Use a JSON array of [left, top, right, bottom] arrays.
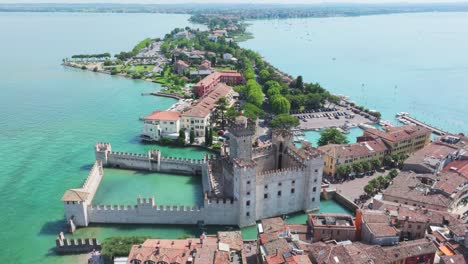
[[294, 137, 305, 143]]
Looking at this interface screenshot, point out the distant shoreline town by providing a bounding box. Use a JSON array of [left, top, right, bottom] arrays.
[[58, 13, 468, 264]]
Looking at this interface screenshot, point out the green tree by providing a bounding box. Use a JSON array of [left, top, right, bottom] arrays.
[[270, 95, 291, 114], [101, 236, 150, 260], [296, 75, 304, 90], [376, 176, 386, 190], [364, 184, 375, 196], [335, 166, 348, 179], [177, 129, 186, 145], [383, 155, 393, 168], [205, 127, 209, 145], [317, 128, 349, 146], [389, 169, 399, 179], [352, 162, 363, 175], [361, 161, 371, 173], [369, 178, 379, 189], [189, 130, 195, 144], [216, 97, 228, 129], [371, 158, 381, 171], [259, 69, 270, 84], [269, 114, 299, 130]]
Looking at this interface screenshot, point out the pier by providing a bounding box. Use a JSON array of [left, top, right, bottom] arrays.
[[397, 113, 450, 136]]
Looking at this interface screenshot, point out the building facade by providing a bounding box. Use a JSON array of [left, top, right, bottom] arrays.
[[308, 214, 357, 242], [193, 70, 244, 97], [319, 139, 388, 177], [141, 111, 181, 142], [359, 125, 431, 156]]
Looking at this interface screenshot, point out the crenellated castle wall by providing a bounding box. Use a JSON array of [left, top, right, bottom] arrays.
[[96, 143, 207, 175], [87, 196, 239, 226], [81, 160, 103, 203]]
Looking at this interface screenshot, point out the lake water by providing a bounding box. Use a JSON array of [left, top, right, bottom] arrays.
[[241, 12, 468, 134], [1, 11, 466, 263]]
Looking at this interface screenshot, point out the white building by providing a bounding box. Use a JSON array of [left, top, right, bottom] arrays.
[[141, 111, 181, 142]]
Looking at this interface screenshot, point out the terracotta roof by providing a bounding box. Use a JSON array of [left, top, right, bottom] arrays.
[[261, 217, 286, 234], [404, 143, 458, 170], [176, 60, 189, 67], [383, 171, 452, 208], [194, 70, 242, 88], [367, 223, 399, 237], [383, 239, 437, 261], [182, 82, 233, 118], [217, 231, 243, 251], [318, 139, 388, 159], [444, 160, 468, 179], [364, 125, 431, 143], [144, 110, 181, 121], [61, 189, 89, 202]]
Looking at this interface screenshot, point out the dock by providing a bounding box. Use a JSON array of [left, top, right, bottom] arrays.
[[398, 113, 450, 136], [141, 91, 183, 100]]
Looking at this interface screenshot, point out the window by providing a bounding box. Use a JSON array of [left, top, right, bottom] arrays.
[[278, 182, 282, 186], [312, 197, 315, 202], [417, 225, 421, 229], [291, 188, 295, 194], [315, 169, 318, 172], [313, 187, 317, 192], [246, 212, 250, 217], [247, 191, 250, 195], [265, 185, 268, 189], [246, 200, 250, 206], [278, 191, 282, 196], [264, 194, 268, 199], [409, 224, 412, 228], [314, 178, 317, 183], [292, 180, 295, 184], [247, 181, 251, 184]]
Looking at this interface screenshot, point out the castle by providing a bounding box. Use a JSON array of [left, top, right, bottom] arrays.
[[62, 116, 324, 229]]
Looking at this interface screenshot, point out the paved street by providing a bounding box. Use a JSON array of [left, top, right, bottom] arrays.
[[329, 170, 389, 201]]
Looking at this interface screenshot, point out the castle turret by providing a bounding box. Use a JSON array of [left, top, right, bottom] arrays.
[[95, 142, 111, 165], [62, 189, 90, 229], [228, 116, 256, 161], [301, 142, 324, 212]]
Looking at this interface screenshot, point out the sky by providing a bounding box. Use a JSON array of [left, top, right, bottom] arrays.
[[2, 0, 468, 4]]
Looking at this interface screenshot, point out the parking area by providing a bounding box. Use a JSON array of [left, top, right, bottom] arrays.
[[292, 106, 375, 130]]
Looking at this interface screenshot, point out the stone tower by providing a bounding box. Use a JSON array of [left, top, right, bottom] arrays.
[[227, 116, 258, 227], [301, 142, 323, 212], [95, 142, 111, 165], [228, 116, 256, 161]]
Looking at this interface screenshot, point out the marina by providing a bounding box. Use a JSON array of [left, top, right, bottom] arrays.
[[396, 112, 451, 135]]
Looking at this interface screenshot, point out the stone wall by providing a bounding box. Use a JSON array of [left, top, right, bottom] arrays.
[[81, 160, 104, 203], [97, 143, 206, 175], [55, 232, 101, 254], [87, 196, 239, 226], [255, 168, 307, 220]]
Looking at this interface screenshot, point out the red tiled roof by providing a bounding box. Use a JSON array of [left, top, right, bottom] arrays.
[[182, 83, 233, 118], [144, 111, 181, 121], [318, 139, 388, 159], [444, 160, 468, 179], [364, 125, 431, 143]]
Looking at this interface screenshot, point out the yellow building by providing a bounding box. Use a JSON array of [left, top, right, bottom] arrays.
[[319, 139, 388, 177], [360, 125, 431, 156]]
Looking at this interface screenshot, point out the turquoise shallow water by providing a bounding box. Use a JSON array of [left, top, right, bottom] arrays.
[[241, 12, 468, 134], [0, 12, 210, 263]]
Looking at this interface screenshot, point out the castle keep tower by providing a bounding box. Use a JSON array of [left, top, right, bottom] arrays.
[[228, 116, 256, 161]]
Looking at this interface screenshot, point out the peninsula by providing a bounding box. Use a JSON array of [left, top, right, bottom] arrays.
[[58, 12, 468, 264]]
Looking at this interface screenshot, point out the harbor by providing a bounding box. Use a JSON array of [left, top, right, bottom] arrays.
[[396, 112, 452, 135]]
